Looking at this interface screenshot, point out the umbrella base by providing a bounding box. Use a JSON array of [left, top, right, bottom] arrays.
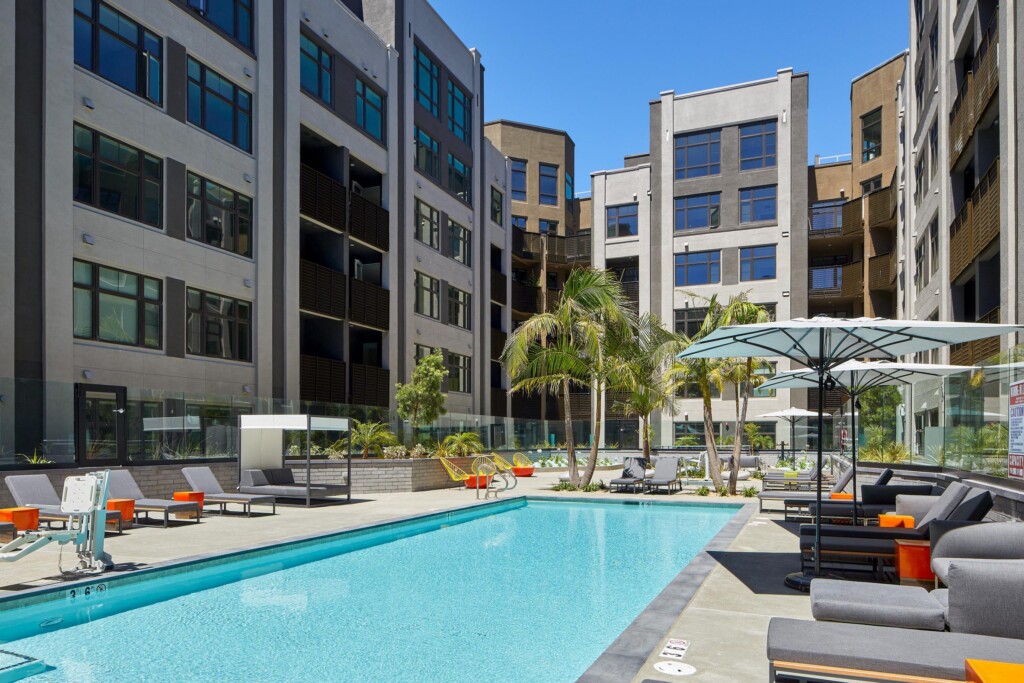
[[784, 570, 843, 592]]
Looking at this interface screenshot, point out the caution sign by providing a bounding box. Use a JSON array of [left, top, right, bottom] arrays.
[[1009, 380, 1024, 480]]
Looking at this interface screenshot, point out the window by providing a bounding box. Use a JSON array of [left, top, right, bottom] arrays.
[[914, 241, 927, 292], [674, 307, 709, 339], [414, 198, 439, 249], [186, 288, 251, 361], [511, 215, 527, 231], [448, 352, 471, 393], [414, 344, 434, 363], [929, 122, 938, 171], [510, 159, 527, 201], [73, 123, 162, 227], [929, 218, 939, 275], [739, 186, 777, 223], [914, 159, 924, 203], [447, 80, 471, 144], [565, 172, 573, 201], [674, 130, 720, 179], [752, 362, 777, 398], [447, 286, 471, 330], [674, 250, 720, 286], [606, 203, 639, 238], [187, 57, 251, 152], [414, 271, 440, 319], [414, 127, 440, 179], [447, 153, 471, 204], [490, 187, 503, 226], [73, 260, 161, 348], [929, 24, 938, 71], [413, 45, 439, 117], [861, 175, 882, 195], [861, 108, 882, 162], [186, 172, 252, 257], [740, 245, 777, 281], [74, 0, 162, 104], [540, 219, 559, 235], [449, 220, 471, 266], [539, 163, 558, 205], [674, 193, 720, 231], [186, 0, 252, 49], [739, 120, 777, 170], [299, 34, 331, 105], [810, 199, 844, 231], [915, 67, 925, 114], [355, 79, 384, 142]]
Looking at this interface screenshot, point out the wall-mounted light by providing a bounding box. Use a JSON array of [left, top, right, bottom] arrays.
[[82, 233, 96, 245], [243, 278, 253, 288], [322, 30, 329, 39], [243, 67, 253, 79], [303, 11, 311, 22], [82, 96, 95, 110], [782, 109, 787, 124], [82, 370, 94, 380], [782, 291, 790, 297], [242, 384, 253, 394], [781, 231, 790, 238], [243, 173, 253, 184]]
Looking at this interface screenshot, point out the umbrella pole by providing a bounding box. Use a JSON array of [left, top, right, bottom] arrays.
[[850, 383, 859, 526]]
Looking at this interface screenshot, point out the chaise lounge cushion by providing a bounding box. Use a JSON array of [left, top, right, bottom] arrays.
[[239, 468, 346, 498], [809, 579, 946, 631], [767, 617, 1024, 681], [930, 521, 1024, 583], [106, 470, 198, 515], [946, 559, 1024, 639]]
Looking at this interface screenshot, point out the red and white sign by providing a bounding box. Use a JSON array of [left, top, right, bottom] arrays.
[[1008, 380, 1024, 480]]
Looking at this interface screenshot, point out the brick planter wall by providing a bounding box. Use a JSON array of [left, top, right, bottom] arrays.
[[286, 457, 475, 493]]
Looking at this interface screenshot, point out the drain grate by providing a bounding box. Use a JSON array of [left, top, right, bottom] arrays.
[[0, 650, 47, 683]]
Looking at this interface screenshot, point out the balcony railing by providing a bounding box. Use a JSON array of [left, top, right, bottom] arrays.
[[868, 253, 894, 291], [511, 280, 540, 314], [809, 204, 843, 236], [299, 259, 346, 319], [841, 196, 864, 236], [512, 227, 543, 261], [950, 308, 1002, 365], [490, 268, 507, 305], [949, 72, 974, 167], [866, 172, 897, 229], [949, 199, 974, 281], [544, 288, 561, 312], [299, 355, 346, 404], [567, 231, 591, 262], [621, 281, 639, 308], [491, 329, 507, 360], [808, 262, 862, 298], [349, 278, 390, 330], [349, 363, 389, 407], [973, 16, 999, 126], [972, 160, 1000, 256], [349, 192, 389, 251], [300, 164, 346, 231]]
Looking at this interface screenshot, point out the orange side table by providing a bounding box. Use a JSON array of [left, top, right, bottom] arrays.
[[106, 498, 135, 529], [172, 491, 204, 519], [895, 538, 934, 586], [879, 513, 915, 528], [0, 507, 39, 531], [966, 659, 1024, 682]]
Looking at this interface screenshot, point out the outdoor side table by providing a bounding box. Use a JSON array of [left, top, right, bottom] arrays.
[[0, 507, 39, 532], [895, 539, 934, 586], [966, 659, 1024, 682], [172, 491, 204, 519], [106, 498, 136, 529]]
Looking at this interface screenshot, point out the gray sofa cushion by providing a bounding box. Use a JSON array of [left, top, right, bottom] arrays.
[[4, 474, 61, 507], [946, 559, 1024, 639], [106, 470, 147, 501], [860, 484, 935, 504], [932, 521, 1024, 564], [932, 588, 949, 620], [810, 579, 945, 631], [134, 499, 198, 513], [915, 481, 969, 533], [767, 617, 1024, 680], [240, 469, 270, 487], [265, 468, 297, 486]]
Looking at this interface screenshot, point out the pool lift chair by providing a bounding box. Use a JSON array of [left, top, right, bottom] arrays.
[[0, 471, 114, 574]]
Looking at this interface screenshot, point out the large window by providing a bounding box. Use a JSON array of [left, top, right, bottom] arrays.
[[861, 108, 882, 162], [861, 175, 882, 195], [511, 215, 527, 231], [448, 352, 471, 393], [540, 219, 558, 235], [674, 193, 720, 231], [73, 260, 161, 349], [914, 241, 926, 292], [674, 307, 709, 339], [355, 79, 384, 142], [810, 199, 844, 231], [539, 163, 558, 205], [739, 185, 777, 223], [74, 0, 162, 104], [414, 198, 439, 249], [565, 172, 574, 201], [510, 159, 527, 201], [740, 245, 777, 281], [73, 123, 162, 227], [187, 172, 252, 257], [674, 251, 720, 286], [299, 33, 332, 105], [186, 288, 251, 361], [414, 271, 440, 319], [448, 286, 471, 330], [187, 57, 252, 152], [414, 45, 439, 117], [929, 218, 939, 275], [606, 203, 639, 238], [447, 153, 471, 204], [414, 127, 440, 179], [447, 80, 471, 144], [674, 130, 720, 179], [739, 120, 777, 170], [449, 220, 471, 266], [490, 187, 503, 226], [186, 0, 252, 50]]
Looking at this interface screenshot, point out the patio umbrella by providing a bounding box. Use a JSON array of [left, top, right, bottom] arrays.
[[760, 361, 977, 525], [756, 407, 819, 465], [676, 315, 1021, 591]]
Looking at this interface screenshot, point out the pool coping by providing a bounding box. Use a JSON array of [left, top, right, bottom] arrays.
[[575, 498, 757, 683]]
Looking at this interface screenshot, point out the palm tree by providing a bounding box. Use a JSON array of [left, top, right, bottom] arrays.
[[350, 420, 399, 459], [441, 431, 484, 458], [502, 268, 633, 487]]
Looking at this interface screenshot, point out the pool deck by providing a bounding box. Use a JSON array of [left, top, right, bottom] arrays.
[[0, 471, 809, 681]]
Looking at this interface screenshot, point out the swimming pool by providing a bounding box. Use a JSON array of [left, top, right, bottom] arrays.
[[0, 497, 738, 682]]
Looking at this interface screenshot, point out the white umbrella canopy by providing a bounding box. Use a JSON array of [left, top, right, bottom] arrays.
[[757, 408, 820, 466]]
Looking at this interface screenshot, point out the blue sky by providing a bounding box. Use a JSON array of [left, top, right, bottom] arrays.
[[432, 0, 909, 193]]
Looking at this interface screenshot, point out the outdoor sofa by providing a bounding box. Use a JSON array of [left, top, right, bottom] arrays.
[[182, 466, 276, 517], [106, 469, 201, 527], [608, 457, 647, 493], [239, 468, 349, 504], [5, 473, 124, 532], [644, 456, 681, 494]]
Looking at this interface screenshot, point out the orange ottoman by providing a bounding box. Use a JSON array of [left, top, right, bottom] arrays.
[[107, 498, 136, 529], [0, 507, 40, 532], [172, 491, 204, 519]]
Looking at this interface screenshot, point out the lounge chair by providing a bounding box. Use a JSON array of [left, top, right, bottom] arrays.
[[757, 466, 857, 513], [801, 482, 940, 523], [5, 473, 124, 532], [929, 519, 1024, 585], [239, 468, 349, 505], [105, 469, 201, 527], [182, 467, 276, 517], [609, 456, 647, 493], [761, 465, 828, 491], [645, 456, 681, 494]]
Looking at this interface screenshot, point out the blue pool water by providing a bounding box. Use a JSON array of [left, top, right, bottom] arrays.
[[1, 498, 737, 682]]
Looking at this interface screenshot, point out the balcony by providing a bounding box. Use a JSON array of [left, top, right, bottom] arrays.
[[808, 204, 843, 238], [300, 164, 346, 232], [350, 363, 389, 407], [868, 253, 895, 291], [949, 200, 974, 281], [866, 173, 897, 229], [950, 308, 1002, 365], [567, 231, 591, 263], [512, 227, 543, 262], [349, 278, 390, 330], [491, 329, 507, 360], [808, 262, 862, 299], [349, 192, 389, 251], [511, 280, 540, 314], [490, 268, 507, 305], [544, 288, 561, 312], [299, 355, 346, 404], [841, 196, 864, 237], [949, 72, 974, 167], [972, 160, 1000, 256], [299, 260, 346, 319], [621, 281, 639, 308], [973, 19, 999, 123]]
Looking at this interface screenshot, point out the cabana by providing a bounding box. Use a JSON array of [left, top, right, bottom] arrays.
[[238, 415, 352, 507]]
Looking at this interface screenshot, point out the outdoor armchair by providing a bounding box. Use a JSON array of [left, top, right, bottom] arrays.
[[182, 466, 276, 517]]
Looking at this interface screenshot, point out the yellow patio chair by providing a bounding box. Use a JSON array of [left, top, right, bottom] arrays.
[[438, 456, 470, 483], [511, 452, 535, 477], [491, 453, 515, 472]]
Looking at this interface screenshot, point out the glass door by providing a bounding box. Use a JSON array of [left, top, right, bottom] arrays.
[[75, 384, 127, 465]]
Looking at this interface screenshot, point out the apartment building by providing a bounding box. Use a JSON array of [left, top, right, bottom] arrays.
[[591, 69, 809, 448], [0, 0, 509, 464]]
